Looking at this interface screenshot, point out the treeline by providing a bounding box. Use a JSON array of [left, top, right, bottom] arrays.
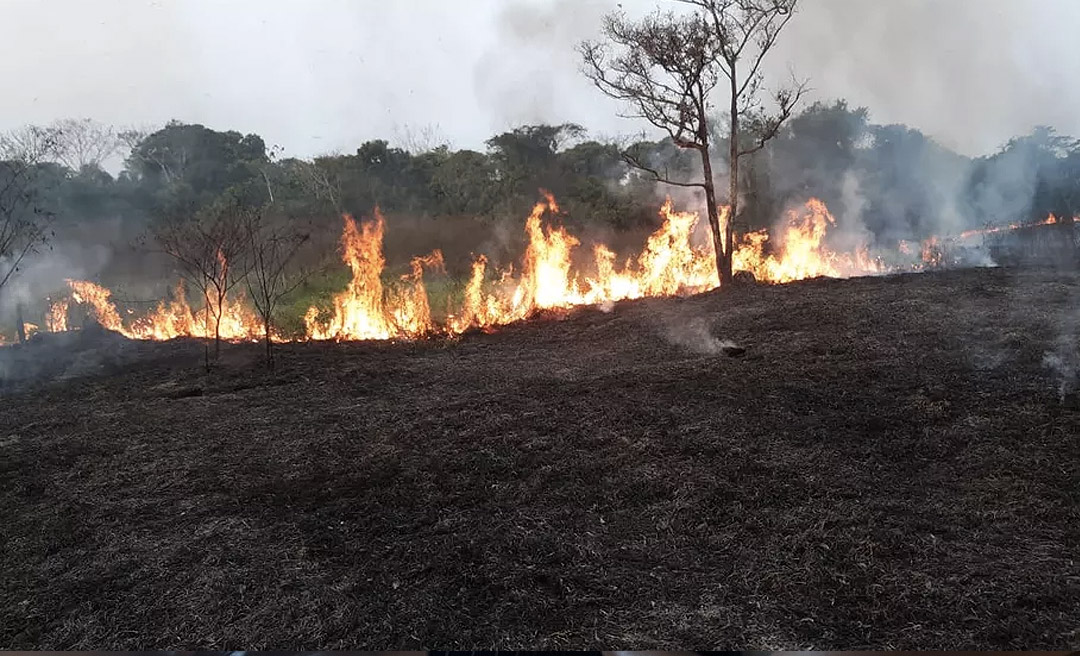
[[8, 102, 1080, 246]]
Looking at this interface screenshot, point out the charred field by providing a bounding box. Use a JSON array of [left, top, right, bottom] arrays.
[[1, 265, 1078, 649]]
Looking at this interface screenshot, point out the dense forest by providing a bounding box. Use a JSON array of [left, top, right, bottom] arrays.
[[6, 100, 1080, 241]]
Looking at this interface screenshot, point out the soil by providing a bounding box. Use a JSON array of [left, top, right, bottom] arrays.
[[1, 266, 1078, 649]]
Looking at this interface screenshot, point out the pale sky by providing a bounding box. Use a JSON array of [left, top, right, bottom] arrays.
[[1, 0, 1079, 161]]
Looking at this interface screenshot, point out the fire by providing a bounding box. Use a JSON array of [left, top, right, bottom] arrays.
[[957, 212, 1062, 240], [920, 236, 944, 268], [46, 299, 69, 332], [583, 200, 720, 302], [445, 196, 722, 333], [68, 280, 127, 332], [38, 195, 895, 345], [59, 278, 264, 342], [733, 198, 883, 283], [304, 209, 444, 340]]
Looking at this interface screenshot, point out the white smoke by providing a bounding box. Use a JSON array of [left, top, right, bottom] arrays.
[[661, 314, 739, 356], [1042, 305, 1080, 402], [0, 236, 113, 327]]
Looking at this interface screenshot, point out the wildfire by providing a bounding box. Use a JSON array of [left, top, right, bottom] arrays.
[[304, 209, 445, 340], [56, 279, 264, 342], [35, 195, 903, 345], [956, 212, 1061, 241], [916, 212, 1072, 266], [45, 299, 69, 332], [733, 198, 883, 282]]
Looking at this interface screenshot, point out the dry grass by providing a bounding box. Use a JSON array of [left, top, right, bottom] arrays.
[[1, 266, 1079, 649]]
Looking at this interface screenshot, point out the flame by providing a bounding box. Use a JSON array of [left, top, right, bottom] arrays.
[[956, 212, 1063, 240], [40, 195, 897, 344], [732, 198, 883, 283], [68, 279, 126, 332], [61, 278, 264, 342], [46, 299, 69, 332], [304, 209, 442, 340], [583, 200, 720, 302], [920, 236, 944, 268]]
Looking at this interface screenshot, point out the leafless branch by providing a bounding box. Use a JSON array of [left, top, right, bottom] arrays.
[[244, 210, 311, 368], [738, 75, 810, 157], [622, 150, 707, 189], [152, 196, 255, 362]]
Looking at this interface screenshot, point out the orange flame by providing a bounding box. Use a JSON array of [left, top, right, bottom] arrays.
[[42, 195, 894, 344], [733, 198, 883, 282], [304, 209, 443, 341], [62, 278, 263, 342], [45, 299, 69, 332]]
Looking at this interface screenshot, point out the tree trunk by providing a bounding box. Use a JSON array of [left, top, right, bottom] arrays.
[[264, 316, 274, 370], [700, 150, 726, 286], [203, 297, 213, 372], [15, 304, 25, 344], [214, 289, 224, 359], [725, 72, 739, 287]]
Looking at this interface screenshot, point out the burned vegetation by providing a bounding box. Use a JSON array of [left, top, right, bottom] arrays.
[[2, 265, 1079, 648]]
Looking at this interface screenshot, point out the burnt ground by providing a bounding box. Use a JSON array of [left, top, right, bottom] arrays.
[[1, 266, 1079, 649]]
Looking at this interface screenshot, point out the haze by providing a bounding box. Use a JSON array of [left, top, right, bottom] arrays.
[[1, 0, 1078, 161]]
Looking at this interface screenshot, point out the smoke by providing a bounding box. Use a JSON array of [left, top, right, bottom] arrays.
[[1042, 301, 1080, 402], [474, 0, 1080, 255], [0, 237, 112, 321], [660, 314, 739, 357], [473, 0, 639, 136], [769, 0, 1080, 158]]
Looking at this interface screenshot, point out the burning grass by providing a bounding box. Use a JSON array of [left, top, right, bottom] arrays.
[[1, 266, 1079, 648], [9, 193, 1073, 349], [20, 195, 919, 346]]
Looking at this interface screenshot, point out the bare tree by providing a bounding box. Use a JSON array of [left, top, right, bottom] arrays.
[[153, 196, 253, 367], [244, 210, 310, 369], [581, 0, 805, 285], [51, 118, 121, 171], [293, 156, 344, 215], [0, 126, 60, 301], [393, 122, 450, 154]]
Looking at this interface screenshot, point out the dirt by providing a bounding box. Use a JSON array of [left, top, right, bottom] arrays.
[[1, 266, 1078, 649]]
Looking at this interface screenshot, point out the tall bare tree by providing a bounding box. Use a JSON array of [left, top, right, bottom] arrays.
[[581, 0, 805, 285], [244, 210, 310, 369], [153, 196, 253, 367], [51, 118, 121, 171]]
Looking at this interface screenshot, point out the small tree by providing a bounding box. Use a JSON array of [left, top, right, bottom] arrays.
[[244, 210, 310, 369], [153, 195, 252, 367], [581, 0, 805, 285]]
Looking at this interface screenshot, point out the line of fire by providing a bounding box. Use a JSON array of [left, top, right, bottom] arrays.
[[5, 198, 1077, 347]]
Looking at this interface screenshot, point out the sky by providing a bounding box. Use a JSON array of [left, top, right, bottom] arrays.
[[1, 0, 1079, 162]]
